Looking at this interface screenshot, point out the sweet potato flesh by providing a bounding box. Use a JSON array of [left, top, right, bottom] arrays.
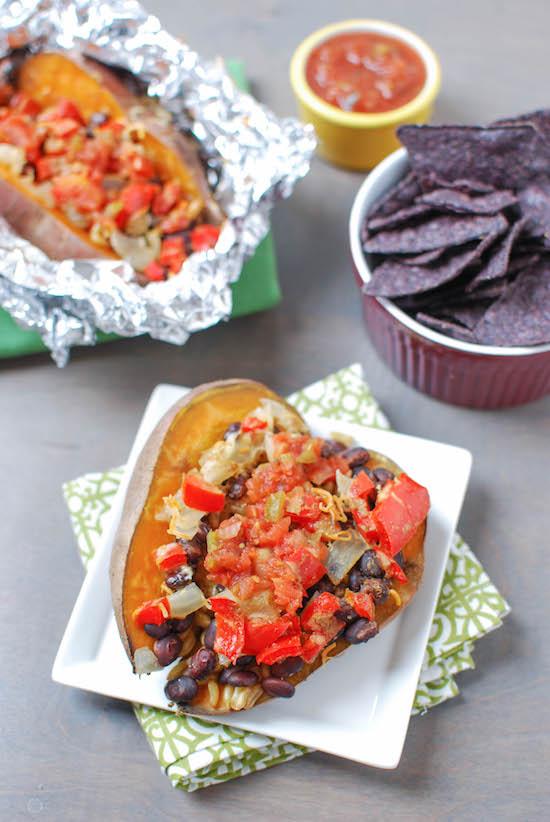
[[123, 383, 282, 654]]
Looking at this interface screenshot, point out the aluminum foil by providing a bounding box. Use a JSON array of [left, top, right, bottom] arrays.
[[0, 0, 315, 365]]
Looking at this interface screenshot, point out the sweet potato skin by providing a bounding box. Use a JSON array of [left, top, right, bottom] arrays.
[[110, 379, 427, 714]]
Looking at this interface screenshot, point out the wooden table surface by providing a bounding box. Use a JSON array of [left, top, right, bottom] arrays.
[[2, 1, 550, 819]]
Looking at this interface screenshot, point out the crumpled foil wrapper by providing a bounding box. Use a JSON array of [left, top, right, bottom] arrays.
[[0, 0, 315, 365]]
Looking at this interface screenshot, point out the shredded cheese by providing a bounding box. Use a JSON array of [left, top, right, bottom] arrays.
[[389, 589, 402, 607], [312, 487, 347, 523], [321, 642, 338, 665], [325, 529, 352, 541]]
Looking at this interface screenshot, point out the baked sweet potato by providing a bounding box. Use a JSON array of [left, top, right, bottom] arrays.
[[0, 51, 222, 280], [110, 380, 429, 714]]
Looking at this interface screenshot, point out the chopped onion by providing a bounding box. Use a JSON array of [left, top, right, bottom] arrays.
[[168, 583, 208, 618], [0, 143, 25, 175], [134, 647, 162, 675], [336, 469, 353, 499], [164, 496, 205, 539], [110, 228, 160, 271], [258, 398, 305, 433], [217, 516, 242, 540], [325, 533, 368, 584]]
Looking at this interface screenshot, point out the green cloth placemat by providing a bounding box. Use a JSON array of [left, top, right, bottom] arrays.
[[62, 363, 509, 792], [0, 59, 280, 359]]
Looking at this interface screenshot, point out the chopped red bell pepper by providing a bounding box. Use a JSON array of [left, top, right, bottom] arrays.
[[120, 181, 159, 215], [372, 474, 429, 557], [285, 546, 326, 590], [300, 591, 341, 631], [143, 261, 166, 282], [352, 509, 379, 542], [210, 597, 245, 662], [128, 153, 155, 180], [39, 98, 84, 124], [306, 454, 349, 486], [154, 542, 188, 572], [159, 202, 190, 234], [256, 630, 303, 665], [0, 114, 42, 162], [35, 156, 59, 182], [133, 596, 170, 627], [243, 615, 294, 656], [190, 223, 221, 251], [286, 489, 322, 529], [387, 559, 408, 584], [158, 236, 186, 273], [391, 474, 430, 524], [346, 590, 375, 620], [241, 415, 268, 433], [350, 471, 376, 502], [183, 474, 225, 512]]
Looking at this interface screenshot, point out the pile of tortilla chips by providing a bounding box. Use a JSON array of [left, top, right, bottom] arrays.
[[362, 112, 550, 346]]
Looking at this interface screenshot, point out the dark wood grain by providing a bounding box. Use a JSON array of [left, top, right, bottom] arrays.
[[2, 1, 550, 820]]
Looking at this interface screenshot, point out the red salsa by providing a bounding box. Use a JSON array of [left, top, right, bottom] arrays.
[[305, 31, 426, 114]]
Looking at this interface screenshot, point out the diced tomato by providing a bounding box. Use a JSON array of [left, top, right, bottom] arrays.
[[271, 432, 311, 460], [0, 114, 41, 161], [350, 471, 376, 501], [159, 202, 190, 234], [46, 118, 80, 139], [351, 506, 379, 542], [183, 474, 225, 512], [158, 236, 186, 273], [346, 590, 375, 620], [120, 181, 159, 215], [144, 264, 166, 283], [256, 630, 303, 665], [154, 542, 188, 572], [210, 597, 245, 663], [272, 573, 304, 614], [247, 515, 290, 547], [9, 92, 41, 117], [387, 559, 408, 584], [133, 596, 170, 627], [77, 138, 112, 173], [300, 591, 341, 632], [286, 547, 326, 589], [39, 98, 84, 124], [190, 224, 221, 251], [306, 454, 350, 486], [35, 156, 59, 182], [52, 174, 106, 213], [128, 152, 155, 180], [152, 180, 182, 216], [301, 634, 327, 663], [246, 460, 306, 503], [241, 415, 268, 433], [286, 489, 322, 529], [243, 615, 295, 656]]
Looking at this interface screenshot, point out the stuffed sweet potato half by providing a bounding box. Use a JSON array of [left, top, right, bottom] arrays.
[[110, 380, 430, 714], [0, 51, 222, 282]]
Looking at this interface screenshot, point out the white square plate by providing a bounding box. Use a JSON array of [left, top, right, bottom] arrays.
[[53, 383, 472, 769]]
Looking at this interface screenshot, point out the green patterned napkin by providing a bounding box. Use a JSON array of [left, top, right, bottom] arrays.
[[63, 364, 509, 791]]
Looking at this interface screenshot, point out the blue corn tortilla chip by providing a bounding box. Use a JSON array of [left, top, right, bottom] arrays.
[[366, 233, 497, 297], [363, 213, 508, 255], [368, 171, 421, 219], [517, 183, 550, 238], [402, 247, 447, 266], [439, 302, 493, 329], [493, 109, 550, 144], [415, 312, 475, 342], [398, 124, 550, 189], [428, 176, 495, 194], [474, 260, 550, 345], [418, 188, 518, 215], [367, 203, 433, 233], [465, 218, 527, 291]]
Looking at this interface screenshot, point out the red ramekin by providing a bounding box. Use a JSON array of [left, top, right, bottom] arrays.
[[349, 148, 550, 408]]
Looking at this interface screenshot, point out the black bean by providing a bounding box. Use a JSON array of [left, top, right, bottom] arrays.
[[226, 474, 248, 500], [262, 677, 295, 698], [153, 634, 182, 666], [270, 656, 304, 678], [309, 576, 335, 595], [165, 568, 191, 590], [195, 520, 211, 545], [348, 568, 363, 592], [373, 467, 395, 486], [359, 550, 384, 578], [165, 675, 198, 704], [224, 421, 241, 439], [203, 619, 216, 650], [341, 447, 370, 468], [361, 578, 390, 604], [236, 655, 256, 667], [334, 603, 357, 624], [344, 619, 378, 644], [219, 667, 259, 686], [144, 622, 172, 639], [187, 648, 217, 680], [179, 539, 203, 565], [169, 615, 193, 633], [393, 551, 404, 568], [320, 439, 346, 458], [352, 465, 376, 480]]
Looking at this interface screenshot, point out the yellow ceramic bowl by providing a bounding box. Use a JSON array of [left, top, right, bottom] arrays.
[[289, 19, 441, 170]]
